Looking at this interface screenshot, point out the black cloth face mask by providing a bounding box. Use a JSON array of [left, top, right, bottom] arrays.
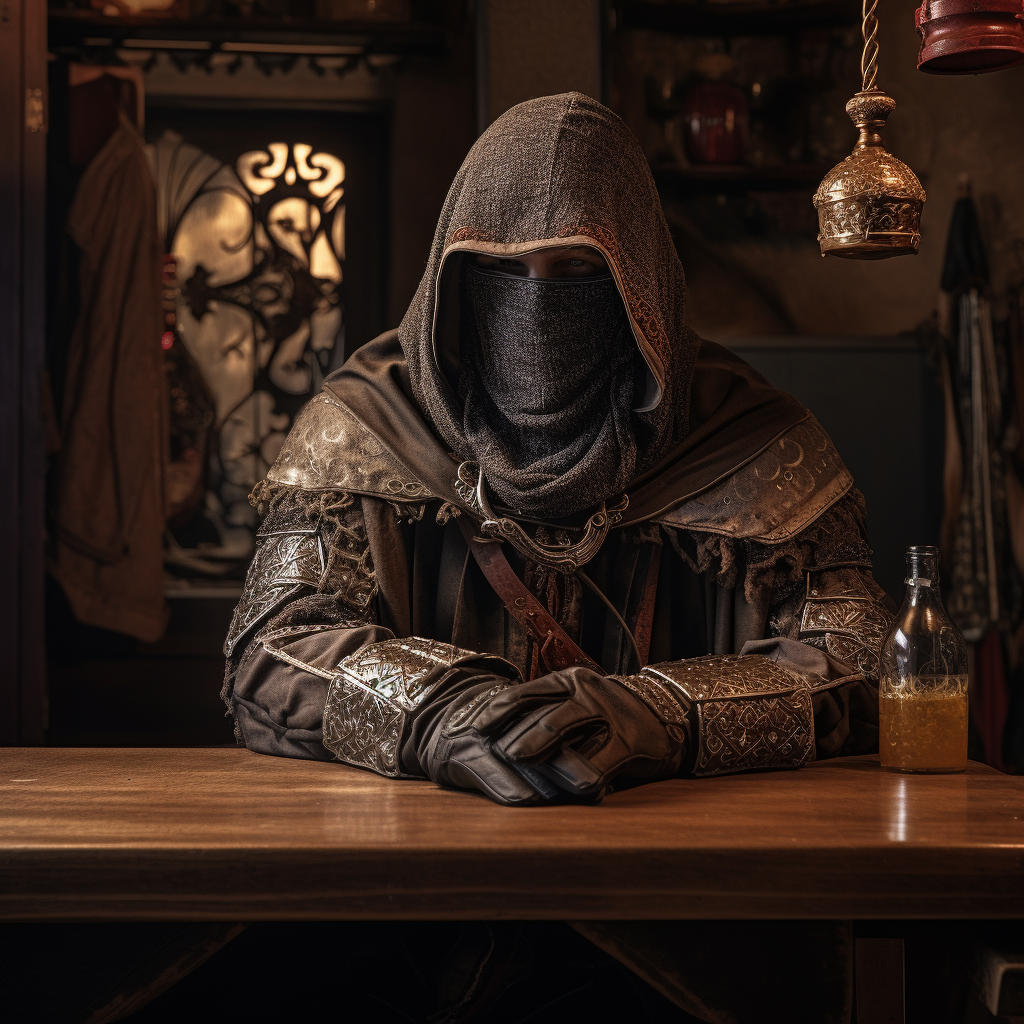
[[459, 264, 639, 517]]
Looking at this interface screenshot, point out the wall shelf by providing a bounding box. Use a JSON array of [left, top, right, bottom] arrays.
[[616, 0, 862, 37], [653, 161, 830, 194], [48, 11, 447, 61]]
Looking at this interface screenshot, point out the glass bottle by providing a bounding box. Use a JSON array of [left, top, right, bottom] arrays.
[[879, 546, 969, 773]]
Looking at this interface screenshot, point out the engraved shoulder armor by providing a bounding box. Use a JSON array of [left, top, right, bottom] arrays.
[[267, 392, 434, 502], [656, 415, 852, 543], [322, 638, 521, 777], [614, 655, 816, 776]]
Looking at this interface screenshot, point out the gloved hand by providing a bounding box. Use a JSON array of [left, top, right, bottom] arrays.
[[404, 674, 572, 806], [472, 667, 686, 800]]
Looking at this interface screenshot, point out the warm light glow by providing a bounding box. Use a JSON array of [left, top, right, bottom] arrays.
[[154, 128, 348, 561]]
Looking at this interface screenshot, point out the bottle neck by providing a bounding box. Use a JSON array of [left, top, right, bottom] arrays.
[[904, 548, 940, 603]]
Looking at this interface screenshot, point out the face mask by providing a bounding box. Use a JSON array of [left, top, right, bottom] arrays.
[[465, 266, 631, 418], [458, 264, 638, 516]]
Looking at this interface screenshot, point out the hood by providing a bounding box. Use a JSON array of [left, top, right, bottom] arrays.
[[398, 92, 700, 477]]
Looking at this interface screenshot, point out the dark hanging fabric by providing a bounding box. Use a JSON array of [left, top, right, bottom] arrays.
[[1003, 280, 1024, 771], [938, 193, 1016, 638], [47, 114, 169, 642], [936, 190, 1024, 772], [940, 196, 989, 293]]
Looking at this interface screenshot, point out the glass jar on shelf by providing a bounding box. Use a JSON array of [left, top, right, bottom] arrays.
[[879, 545, 969, 773], [682, 53, 749, 166]]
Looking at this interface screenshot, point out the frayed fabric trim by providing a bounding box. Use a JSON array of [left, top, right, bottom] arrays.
[[662, 490, 874, 605]]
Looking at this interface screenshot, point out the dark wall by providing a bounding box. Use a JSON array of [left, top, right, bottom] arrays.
[[730, 338, 945, 601], [387, 8, 477, 327]]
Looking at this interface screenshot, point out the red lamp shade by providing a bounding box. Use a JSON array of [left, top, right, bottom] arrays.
[[916, 0, 1024, 74]]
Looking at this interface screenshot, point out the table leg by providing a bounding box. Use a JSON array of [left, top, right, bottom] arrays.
[[855, 937, 905, 1024]]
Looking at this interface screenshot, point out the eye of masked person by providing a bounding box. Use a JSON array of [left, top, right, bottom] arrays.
[[474, 246, 609, 279]]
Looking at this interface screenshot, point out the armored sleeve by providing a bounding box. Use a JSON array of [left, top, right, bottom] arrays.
[[320, 637, 521, 778], [630, 491, 893, 776], [762, 489, 894, 760], [222, 489, 390, 761], [223, 489, 520, 776], [612, 640, 867, 777]]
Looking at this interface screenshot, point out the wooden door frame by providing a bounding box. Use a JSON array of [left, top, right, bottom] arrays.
[[0, 0, 47, 745]]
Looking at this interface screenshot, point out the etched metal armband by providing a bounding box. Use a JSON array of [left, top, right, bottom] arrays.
[[225, 506, 329, 657], [614, 655, 815, 777], [799, 567, 893, 679], [322, 638, 520, 777]]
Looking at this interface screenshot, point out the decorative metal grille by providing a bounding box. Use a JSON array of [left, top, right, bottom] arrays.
[[150, 130, 345, 579]]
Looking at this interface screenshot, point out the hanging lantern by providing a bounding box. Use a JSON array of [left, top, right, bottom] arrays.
[[814, 1, 927, 260], [916, 0, 1024, 75]]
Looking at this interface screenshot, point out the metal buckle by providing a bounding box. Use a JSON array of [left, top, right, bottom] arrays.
[[455, 461, 627, 574]]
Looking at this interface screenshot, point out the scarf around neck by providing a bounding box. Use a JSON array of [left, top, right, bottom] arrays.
[[459, 266, 638, 516]]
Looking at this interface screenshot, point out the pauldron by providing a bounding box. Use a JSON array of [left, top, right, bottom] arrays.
[[798, 565, 892, 679], [322, 638, 520, 777], [267, 392, 433, 502], [656, 415, 852, 542], [614, 655, 815, 776], [224, 501, 376, 658]]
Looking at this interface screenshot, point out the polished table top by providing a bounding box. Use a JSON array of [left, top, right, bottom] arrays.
[[2, 748, 1023, 921]]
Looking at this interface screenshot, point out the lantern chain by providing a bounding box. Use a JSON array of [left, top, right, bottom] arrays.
[[861, 0, 879, 92]]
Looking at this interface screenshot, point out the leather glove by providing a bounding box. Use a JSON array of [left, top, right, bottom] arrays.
[[405, 674, 572, 807], [472, 667, 686, 800]]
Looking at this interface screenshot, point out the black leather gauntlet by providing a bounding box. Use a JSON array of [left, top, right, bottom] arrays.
[[479, 639, 863, 796], [475, 667, 686, 799], [322, 637, 562, 805]]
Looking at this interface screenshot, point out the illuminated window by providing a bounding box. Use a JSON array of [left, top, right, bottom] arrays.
[[150, 132, 346, 579]]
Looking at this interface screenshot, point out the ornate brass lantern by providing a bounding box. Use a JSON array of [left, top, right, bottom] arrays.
[[814, 1, 927, 260]]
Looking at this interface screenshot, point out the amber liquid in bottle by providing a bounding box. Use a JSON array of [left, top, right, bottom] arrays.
[[879, 547, 968, 774], [879, 680, 968, 772]]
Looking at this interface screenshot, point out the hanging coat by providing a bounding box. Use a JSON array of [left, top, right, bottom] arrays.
[[48, 114, 169, 642]]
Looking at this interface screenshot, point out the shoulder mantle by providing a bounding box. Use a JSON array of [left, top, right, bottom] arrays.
[[267, 392, 435, 501], [655, 415, 852, 544]]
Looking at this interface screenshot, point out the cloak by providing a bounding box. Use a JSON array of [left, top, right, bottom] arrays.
[[48, 114, 168, 642], [223, 94, 885, 766], [222, 94, 890, 1023]]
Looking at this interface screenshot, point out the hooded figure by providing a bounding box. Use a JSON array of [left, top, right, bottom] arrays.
[[222, 95, 891, 1020]]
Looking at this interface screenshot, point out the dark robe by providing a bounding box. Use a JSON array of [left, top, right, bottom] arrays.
[[223, 330, 884, 768], [48, 114, 168, 642]]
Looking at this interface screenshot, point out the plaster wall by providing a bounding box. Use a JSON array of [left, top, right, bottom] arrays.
[[477, 0, 603, 129]]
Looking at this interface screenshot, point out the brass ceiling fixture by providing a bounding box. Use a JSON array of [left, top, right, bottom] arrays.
[[813, 1, 927, 260]]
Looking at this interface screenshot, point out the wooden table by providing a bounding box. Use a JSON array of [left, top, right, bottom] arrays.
[[2, 748, 1023, 922]]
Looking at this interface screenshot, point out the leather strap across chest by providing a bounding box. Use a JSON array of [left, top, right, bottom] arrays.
[[457, 516, 601, 675]]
